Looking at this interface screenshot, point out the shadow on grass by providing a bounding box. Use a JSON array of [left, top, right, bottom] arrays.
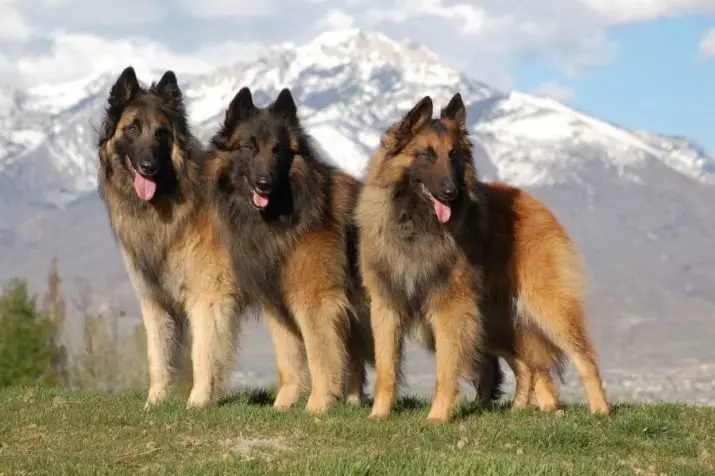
[[214, 387, 536, 422], [218, 387, 277, 407], [363, 394, 510, 421]]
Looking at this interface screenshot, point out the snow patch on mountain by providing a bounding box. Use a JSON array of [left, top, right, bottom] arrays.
[[0, 28, 713, 207], [472, 91, 715, 186], [307, 124, 371, 178]]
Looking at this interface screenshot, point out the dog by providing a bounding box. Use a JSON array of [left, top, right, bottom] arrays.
[[97, 66, 241, 409], [204, 86, 374, 414], [355, 92, 609, 422]]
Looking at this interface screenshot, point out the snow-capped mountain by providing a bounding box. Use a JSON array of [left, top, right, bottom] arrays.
[[0, 28, 712, 207], [1, 29, 715, 400]]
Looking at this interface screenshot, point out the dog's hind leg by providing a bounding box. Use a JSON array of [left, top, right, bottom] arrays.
[[522, 295, 609, 415], [533, 369, 559, 412], [186, 294, 242, 409], [345, 358, 366, 405], [344, 339, 367, 406], [140, 296, 182, 409], [265, 309, 306, 411], [344, 311, 372, 405], [549, 323, 608, 415], [507, 356, 534, 411], [514, 329, 564, 412]]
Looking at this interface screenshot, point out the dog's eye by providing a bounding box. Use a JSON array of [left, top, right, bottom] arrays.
[[240, 137, 257, 152], [272, 143, 290, 155], [448, 149, 458, 160], [155, 128, 171, 141], [124, 123, 140, 138]]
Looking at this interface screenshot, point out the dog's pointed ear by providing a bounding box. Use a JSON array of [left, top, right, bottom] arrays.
[[108, 66, 140, 108], [382, 96, 433, 157], [402, 96, 433, 132], [225, 86, 256, 125], [212, 87, 255, 148], [440, 92, 466, 125], [155, 70, 181, 100], [271, 88, 298, 122]]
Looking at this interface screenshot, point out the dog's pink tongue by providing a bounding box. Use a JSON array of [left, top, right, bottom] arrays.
[[430, 196, 451, 223], [133, 174, 157, 201], [252, 191, 269, 209]]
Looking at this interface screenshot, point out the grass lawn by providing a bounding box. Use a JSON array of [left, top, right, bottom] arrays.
[[0, 387, 714, 475]]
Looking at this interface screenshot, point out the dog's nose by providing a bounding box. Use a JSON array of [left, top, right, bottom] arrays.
[[441, 183, 458, 201], [137, 158, 159, 177], [255, 176, 273, 193]]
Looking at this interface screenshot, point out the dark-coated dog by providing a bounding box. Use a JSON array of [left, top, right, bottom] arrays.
[[204, 87, 374, 414]]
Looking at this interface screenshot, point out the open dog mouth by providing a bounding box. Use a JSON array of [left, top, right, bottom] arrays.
[[251, 189, 270, 209], [126, 156, 157, 201], [241, 177, 270, 210], [420, 182, 451, 224]]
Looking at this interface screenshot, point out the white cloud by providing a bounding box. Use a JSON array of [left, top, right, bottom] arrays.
[[11, 33, 236, 86], [179, 0, 277, 18], [360, 1, 619, 79], [534, 81, 575, 102], [0, 0, 710, 90], [0, 1, 32, 41], [192, 41, 264, 67], [16, 0, 165, 29], [698, 28, 715, 59], [366, 1, 489, 31], [581, 0, 715, 23], [316, 9, 356, 30]]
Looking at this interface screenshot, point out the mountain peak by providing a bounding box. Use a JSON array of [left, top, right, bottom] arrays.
[[249, 28, 468, 91], [286, 28, 439, 58], [304, 28, 443, 60], [306, 28, 371, 46]]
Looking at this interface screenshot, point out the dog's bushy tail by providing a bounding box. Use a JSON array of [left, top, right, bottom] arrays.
[[474, 354, 505, 405], [487, 355, 505, 402]]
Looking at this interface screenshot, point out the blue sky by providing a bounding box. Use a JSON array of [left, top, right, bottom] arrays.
[[516, 16, 715, 152]]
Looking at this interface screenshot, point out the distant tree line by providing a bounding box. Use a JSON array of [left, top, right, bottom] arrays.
[[0, 259, 193, 392]]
